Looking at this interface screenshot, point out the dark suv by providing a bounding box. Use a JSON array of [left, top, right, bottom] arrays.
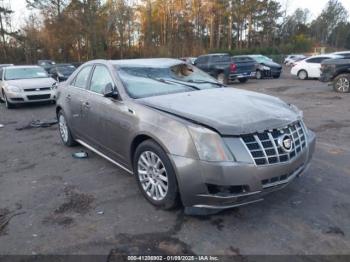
[[320, 58, 350, 93], [194, 53, 256, 84]]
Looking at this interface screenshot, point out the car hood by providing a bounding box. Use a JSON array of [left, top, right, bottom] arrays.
[[261, 61, 282, 69], [6, 78, 56, 89], [139, 88, 301, 135]]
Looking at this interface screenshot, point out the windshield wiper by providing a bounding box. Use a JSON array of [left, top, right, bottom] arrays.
[[147, 76, 201, 91], [187, 79, 225, 87], [161, 78, 201, 90]]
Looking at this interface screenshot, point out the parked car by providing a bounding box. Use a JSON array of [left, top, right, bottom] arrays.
[[284, 54, 306, 66], [0, 65, 57, 109], [289, 56, 307, 67], [248, 55, 282, 79], [320, 58, 350, 93], [291, 54, 342, 80], [0, 64, 14, 68], [330, 51, 350, 59], [38, 60, 56, 72], [49, 64, 76, 82], [194, 53, 256, 84], [56, 58, 316, 212], [71, 62, 84, 68], [180, 57, 197, 65]]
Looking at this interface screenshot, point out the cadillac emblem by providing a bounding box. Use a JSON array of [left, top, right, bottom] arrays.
[[278, 134, 293, 153]]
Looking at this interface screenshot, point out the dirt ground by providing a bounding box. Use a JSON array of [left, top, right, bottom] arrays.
[[0, 68, 349, 257]]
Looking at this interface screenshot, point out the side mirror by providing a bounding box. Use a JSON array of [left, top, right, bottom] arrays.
[[103, 83, 118, 99]]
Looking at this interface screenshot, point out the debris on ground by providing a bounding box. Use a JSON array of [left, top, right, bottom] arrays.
[[72, 151, 89, 159], [15, 119, 58, 131], [325, 226, 345, 236], [54, 187, 94, 215], [97, 211, 104, 215], [0, 124, 4, 128], [0, 208, 26, 235]]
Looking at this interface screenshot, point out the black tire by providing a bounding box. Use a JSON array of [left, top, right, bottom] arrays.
[[133, 140, 180, 210], [333, 74, 350, 93], [217, 72, 228, 85], [256, 70, 262, 79], [238, 78, 248, 83], [297, 70, 308, 80], [3, 92, 14, 109], [57, 110, 77, 146], [273, 74, 280, 79]]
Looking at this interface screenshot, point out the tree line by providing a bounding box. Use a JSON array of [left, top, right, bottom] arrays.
[[0, 0, 349, 64]]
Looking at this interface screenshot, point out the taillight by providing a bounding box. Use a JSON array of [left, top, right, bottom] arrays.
[[230, 63, 237, 72]]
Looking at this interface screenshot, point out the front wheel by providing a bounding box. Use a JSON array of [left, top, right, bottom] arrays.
[[134, 140, 180, 210], [256, 70, 262, 79], [4, 92, 14, 109], [273, 74, 280, 79], [58, 110, 77, 146], [333, 74, 350, 93], [217, 73, 228, 85]]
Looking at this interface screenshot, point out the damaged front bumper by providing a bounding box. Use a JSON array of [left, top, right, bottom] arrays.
[[169, 129, 316, 212]]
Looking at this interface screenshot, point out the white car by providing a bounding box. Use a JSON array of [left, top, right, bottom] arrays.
[[291, 54, 343, 80], [284, 55, 306, 66]]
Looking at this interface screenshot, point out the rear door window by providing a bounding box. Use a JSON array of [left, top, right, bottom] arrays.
[[306, 57, 324, 64], [211, 55, 230, 63]]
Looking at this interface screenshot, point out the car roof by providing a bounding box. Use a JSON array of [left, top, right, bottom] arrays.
[[307, 54, 342, 59], [248, 54, 266, 57], [331, 51, 350, 55], [5, 65, 43, 69], [110, 58, 185, 68], [52, 63, 74, 67]]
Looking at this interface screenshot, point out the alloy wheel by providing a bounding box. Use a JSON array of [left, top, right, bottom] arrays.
[[298, 70, 307, 80], [256, 70, 262, 79], [59, 114, 69, 143], [137, 151, 168, 201], [336, 77, 350, 93]]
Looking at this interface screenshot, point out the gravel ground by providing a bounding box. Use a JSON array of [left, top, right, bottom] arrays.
[[0, 68, 349, 257]]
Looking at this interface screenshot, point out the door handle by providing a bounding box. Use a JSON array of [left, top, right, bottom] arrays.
[[65, 94, 71, 101]]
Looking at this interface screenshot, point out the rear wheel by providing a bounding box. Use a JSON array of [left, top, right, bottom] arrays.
[[58, 110, 77, 146], [134, 140, 180, 210], [298, 70, 308, 80], [238, 78, 248, 83], [217, 73, 228, 85], [333, 74, 350, 93]]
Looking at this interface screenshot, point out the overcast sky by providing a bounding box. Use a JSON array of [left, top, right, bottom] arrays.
[[7, 0, 350, 30]]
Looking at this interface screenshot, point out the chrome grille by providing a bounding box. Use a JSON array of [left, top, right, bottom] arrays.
[[24, 87, 51, 92], [242, 121, 307, 166]]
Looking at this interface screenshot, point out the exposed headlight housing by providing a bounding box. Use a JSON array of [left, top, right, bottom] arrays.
[[262, 65, 271, 70], [51, 82, 58, 89], [188, 125, 234, 162], [289, 103, 303, 119], [7, 86, 22, 93]]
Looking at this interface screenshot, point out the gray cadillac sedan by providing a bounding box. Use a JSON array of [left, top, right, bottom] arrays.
[[56, 59, 316, 212]]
